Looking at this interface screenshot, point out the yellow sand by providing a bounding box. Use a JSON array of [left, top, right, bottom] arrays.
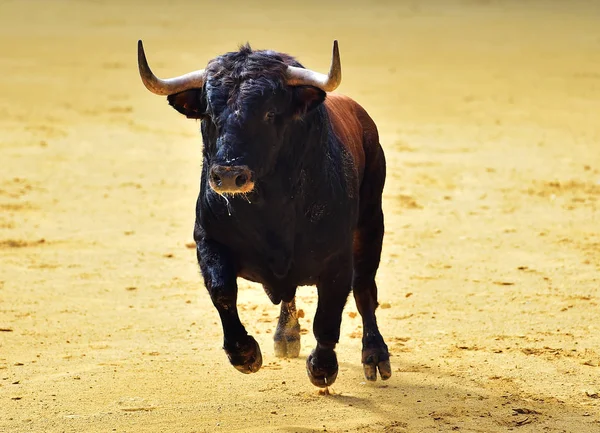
[[1, 1, 599, 431]]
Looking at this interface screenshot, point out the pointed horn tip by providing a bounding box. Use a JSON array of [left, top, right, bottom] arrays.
[[137, 40, 145, 58], [331, 40, 340, 71], [137, 40, 150, 76]]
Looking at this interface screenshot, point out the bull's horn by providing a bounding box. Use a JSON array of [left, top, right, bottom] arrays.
[[137, 40, 206, 96], [286, 40, 341, 92]]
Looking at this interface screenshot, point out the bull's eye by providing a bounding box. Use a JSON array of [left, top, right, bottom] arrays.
[[264, 111, 276, 123]]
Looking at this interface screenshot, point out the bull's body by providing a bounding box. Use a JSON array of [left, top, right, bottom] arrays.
[[138, 41, 390, 386], [199, 94, 381, 296]]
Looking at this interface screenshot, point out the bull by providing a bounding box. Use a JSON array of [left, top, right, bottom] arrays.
[[137, 40, 391, 387]]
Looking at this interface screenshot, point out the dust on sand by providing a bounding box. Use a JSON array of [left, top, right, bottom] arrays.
[[1, 1, 599, 432]]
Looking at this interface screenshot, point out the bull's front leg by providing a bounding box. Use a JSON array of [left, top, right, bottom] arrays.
[[307, 253, 352, 387], [196, 234, 262, 374]]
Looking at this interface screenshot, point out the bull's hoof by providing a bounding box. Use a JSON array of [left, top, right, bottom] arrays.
[[225, 335, 263, 374], [306, 347, 338, 388], [274, 334, 301, 358], [362, 346, 391, 381]]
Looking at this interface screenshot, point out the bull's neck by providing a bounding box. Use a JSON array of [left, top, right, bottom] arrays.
[[276, 105, 331, 186]]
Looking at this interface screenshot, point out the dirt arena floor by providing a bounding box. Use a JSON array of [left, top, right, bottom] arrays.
[[1, 1, 599, 432]]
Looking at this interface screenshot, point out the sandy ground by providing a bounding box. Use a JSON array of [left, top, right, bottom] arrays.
[[1, 0, 600, 431]]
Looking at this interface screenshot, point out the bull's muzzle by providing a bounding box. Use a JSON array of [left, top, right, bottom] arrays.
[[209, 165, 254, 194]]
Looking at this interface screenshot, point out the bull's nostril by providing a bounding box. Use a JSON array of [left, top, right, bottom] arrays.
[[235, 173, 248, 187], [211, 172, 222, 187]]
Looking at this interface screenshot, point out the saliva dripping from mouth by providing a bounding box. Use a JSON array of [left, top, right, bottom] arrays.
[[217, 192, 252, 216], [218, 192, 232, 216]]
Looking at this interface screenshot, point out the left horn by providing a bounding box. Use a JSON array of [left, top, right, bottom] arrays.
[[285, 40, 341, 92], [137, 40, 206, 96]]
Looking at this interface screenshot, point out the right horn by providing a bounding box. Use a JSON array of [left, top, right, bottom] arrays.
[[137, 40, 206, 96], [285, 40, 341, 92]]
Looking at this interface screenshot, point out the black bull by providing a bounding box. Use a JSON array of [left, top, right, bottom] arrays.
[[137, 40, 391, 387]]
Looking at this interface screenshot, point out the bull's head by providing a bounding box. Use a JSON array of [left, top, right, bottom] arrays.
[[137, 41, 341, 195]]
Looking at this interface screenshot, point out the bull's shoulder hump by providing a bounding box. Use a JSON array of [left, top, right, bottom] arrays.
[[324, 94, 367, 178]]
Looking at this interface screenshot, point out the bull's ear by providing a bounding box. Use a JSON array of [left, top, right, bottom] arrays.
[[292, 85, 326, 117], [167, 89, 206, 119]]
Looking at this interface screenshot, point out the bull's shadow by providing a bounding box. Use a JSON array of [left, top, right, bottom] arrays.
[[230, 354, 593, 433]]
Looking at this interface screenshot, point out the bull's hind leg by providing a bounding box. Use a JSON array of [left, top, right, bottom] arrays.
[[353, 209, 391, 381], [195, 232, 262, 374], [352, 151, 391, 381], [274, 298, 301, 358]]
